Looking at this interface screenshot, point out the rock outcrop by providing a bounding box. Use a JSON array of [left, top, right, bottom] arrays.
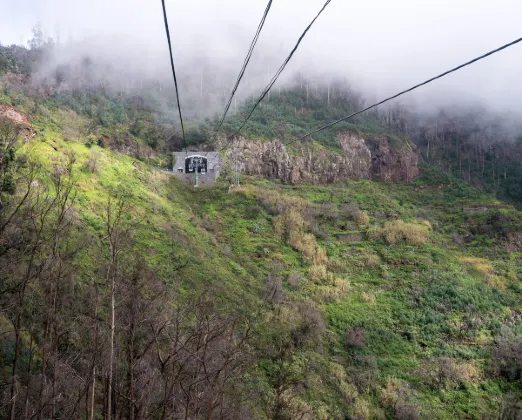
[[228, 131, 418, 184], [0, 104, 35, 137]]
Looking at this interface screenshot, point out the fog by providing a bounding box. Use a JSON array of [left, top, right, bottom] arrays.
[[2, 0, 522, 118]]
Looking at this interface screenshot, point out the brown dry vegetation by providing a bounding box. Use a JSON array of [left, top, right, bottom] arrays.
[[368, 220, 430, 245], [308, 263, 328, 282]]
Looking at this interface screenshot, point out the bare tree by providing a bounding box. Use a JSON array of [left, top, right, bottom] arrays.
[[100, 190, 134, 420]]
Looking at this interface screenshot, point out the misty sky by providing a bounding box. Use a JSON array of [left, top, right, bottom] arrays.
[[1, 0, 521, 115]]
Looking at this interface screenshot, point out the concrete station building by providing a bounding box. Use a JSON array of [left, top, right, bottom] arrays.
[[172, 152, 222, 186]]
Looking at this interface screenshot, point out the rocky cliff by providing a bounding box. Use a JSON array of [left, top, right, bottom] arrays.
[[227, 131, 418, 184], [0, 104, 35, 138]]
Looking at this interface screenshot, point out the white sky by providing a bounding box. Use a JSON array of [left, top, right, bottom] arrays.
[[1, 0, 521, 114]]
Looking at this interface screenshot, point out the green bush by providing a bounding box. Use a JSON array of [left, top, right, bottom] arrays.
[[1, 172, 15, 194]]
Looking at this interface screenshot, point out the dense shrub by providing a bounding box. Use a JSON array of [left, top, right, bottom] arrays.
[[395, 403, 421, 420], [289, 231, 316, 259], [265, 274, 283, 303], [314, 247, 328, 265], [340, 203, 361, 219], [344, 327, 367, 348], [415, 358, 481, 392], [287, 272, 302, 288], [492, 331, 522, 380], [84, 150, 102, 174], [256, 188, 309, 216], [368, 220, 430, 245], [245, 204, 263, 219], [327, 258, 349, 273], [361, 292, 376, 305], [286, 208, 306, 232], [315, 203, 339, 221], [272, 214, 285, 236], [309, 220, 329, 239], [308, 263, 327, 282], [469, 210, 522, 240], [350, 355, 379, 392], [355, 211, 370, 225], [438, 358, 478, 389], [499, 394, 522, 420], [359, 253, 381, 268]]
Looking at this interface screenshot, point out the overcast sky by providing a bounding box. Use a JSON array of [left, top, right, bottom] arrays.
[[1, 0, 521, 115]]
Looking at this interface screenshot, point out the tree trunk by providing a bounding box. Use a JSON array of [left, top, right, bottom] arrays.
[[107, 276, 115, 420], [458, 143, 462, 177], [9, 312, 22, 420], [129, 358, 135, 420], [90, 277, 99, 420], [327, 85, 330, 107], [90, 366, 96, 420], [24, 339, 34, 420], [51, 275, 59, 420]]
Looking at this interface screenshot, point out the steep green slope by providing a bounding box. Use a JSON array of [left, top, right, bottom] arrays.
[[186, 169, 522, 418], [1, 87, 522, 418], [1, 109, 267, 418], [218, 84, 410, 151], [1, 48, 411, 156]]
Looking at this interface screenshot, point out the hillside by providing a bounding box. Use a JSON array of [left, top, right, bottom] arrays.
[[1, 92, 522, 419], [2, 42, 522, 419], [413, 110, 522, 207]]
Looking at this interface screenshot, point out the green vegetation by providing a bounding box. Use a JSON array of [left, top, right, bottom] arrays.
[[1, 39, 412, 156], [187, 170, 522, 418], [2, 98, 522, 418], [417, 112, 522, 207], [1, 41, 522, 418], [219, 82, 411, 150]]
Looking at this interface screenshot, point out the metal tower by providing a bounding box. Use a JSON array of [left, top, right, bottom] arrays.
[[232, 139, 240, 187], [188, 156, 204, 187]]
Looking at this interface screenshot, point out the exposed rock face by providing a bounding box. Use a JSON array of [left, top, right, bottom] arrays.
[[0, 104, 35, 137], [230, 131, 418, 184], [364, 134, 419, 182]]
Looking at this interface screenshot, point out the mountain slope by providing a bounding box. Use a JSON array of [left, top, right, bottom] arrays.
[[1, 72, 522, 418]]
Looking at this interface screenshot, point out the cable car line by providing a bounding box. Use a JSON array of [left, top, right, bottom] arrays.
[[220, 0, 333, 152], [215, 0, 274, 134], [161, 0, 188, 155], [289, 36, 522, 144]]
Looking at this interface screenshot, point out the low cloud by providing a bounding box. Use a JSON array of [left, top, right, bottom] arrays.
[[3, 0, 522, 118]]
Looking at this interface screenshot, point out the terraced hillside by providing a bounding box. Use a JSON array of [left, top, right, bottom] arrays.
[[191, 170, 522, 418]]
